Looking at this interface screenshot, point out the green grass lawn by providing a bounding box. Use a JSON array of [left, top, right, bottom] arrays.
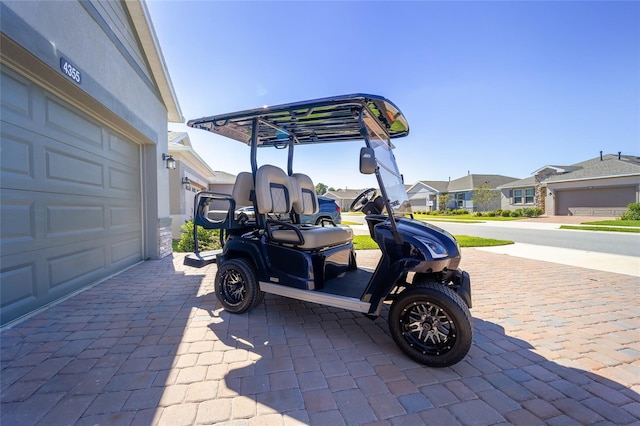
[[580, 220, 640, 227], [559, 219, 640, 233], [353, 234, 513, 250], [560, 225, 640, 233]]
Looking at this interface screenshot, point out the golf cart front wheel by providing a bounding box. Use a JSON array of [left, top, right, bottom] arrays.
[[215, 258, 259, 314], [389, 283, 472, 367]]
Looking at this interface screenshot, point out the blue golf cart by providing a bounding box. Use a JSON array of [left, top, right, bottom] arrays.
[[184, 94, 472, 367]]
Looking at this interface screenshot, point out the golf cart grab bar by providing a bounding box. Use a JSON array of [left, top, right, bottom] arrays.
[[193, 191, 238, 230], [264, 219, 305, 247]]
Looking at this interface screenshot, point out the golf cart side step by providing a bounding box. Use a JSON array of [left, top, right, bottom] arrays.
[[183, 250, 221, 268], [259, 281, 371, 313]]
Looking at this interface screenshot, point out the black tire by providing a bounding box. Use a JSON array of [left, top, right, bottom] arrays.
[[388, 283, 472, 367], [252, 288, 265, 308], [215, 258, 258, 314]]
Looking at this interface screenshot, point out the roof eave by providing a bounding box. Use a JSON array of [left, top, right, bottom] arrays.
[[545, 172, 640, 184], [126, 0, 184, 123], [532, 165, 568, 175]]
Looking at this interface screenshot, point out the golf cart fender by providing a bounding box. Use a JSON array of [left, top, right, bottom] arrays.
[[218, 238, 268, 279], [451, 269, 472, 309]]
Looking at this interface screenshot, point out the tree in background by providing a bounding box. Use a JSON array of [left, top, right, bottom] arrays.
[[315, 182, 328, 195], [472, 184, 500, 212], [437, 193, 450, 211]]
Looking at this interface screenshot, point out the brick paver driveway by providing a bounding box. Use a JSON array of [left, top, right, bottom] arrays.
[[1, 249, 639, 425]]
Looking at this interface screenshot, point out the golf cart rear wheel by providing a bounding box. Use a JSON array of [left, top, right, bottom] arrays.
[[215, 258, 258, 314], [389, 283, 472, 367]]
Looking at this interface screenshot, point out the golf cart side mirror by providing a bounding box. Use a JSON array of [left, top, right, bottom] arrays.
[[359, 147, 376, 174]]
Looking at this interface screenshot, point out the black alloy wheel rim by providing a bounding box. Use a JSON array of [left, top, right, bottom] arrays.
[[220, 269, 246, 306], [400, 300, 457, 356]]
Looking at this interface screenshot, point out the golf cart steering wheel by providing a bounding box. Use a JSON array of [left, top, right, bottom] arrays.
[[350, 188, 378, 212]]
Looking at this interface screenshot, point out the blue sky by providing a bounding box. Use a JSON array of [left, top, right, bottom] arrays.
[[147, 1, 639, 189]]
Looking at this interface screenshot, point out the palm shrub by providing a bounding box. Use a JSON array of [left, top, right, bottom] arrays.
[[177, 220, 221, 252], [620, 202, 640, 220]]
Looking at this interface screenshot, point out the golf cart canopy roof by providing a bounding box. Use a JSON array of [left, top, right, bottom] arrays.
[[187, 94, 409, 147]]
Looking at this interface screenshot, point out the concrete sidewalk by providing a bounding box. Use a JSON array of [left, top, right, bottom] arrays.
[[1, 249, 639, 425], [476, 243, 640, 277]]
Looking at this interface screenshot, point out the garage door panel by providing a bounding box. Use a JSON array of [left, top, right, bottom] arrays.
[[110, 204, 141, 231], [46, 147, 105, 188], [110, 236, 142, 266], [0, 198, 35, 243], [0, 253, 48, 324], [44, 96, 104, 150], [109, 164, 140, 196], [48, 245, 106, 289], [1, 68, 32, 120], [109, 133, 141, 169], [46, 204, 105, 238], [0, 261, 37, 309], [0, 128, 35, 179]]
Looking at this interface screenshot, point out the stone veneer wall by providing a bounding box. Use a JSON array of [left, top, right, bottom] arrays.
[[534, 169, 559, 212], [158, 218, 173, 258]]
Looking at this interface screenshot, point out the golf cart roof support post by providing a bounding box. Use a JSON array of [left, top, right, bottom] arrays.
[[249, 117, 266, 229], [359, 108, 403, 244], [287, 139, 294, 176], [250, 117, 259, 175]]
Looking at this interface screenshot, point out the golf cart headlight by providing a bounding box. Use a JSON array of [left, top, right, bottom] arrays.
[[416, 236, 448, 259]]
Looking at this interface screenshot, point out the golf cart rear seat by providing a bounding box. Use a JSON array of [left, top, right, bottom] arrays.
[[256, 165, 353, 250]]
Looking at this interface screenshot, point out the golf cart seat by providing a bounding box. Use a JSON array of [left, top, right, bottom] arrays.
[[231, 172, 255, 224], [256, 165, 352, 250], [232, 172, 254, 207]]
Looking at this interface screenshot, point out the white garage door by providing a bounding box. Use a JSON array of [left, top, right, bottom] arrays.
[[555, 186, 636, 216], [0, 68, 143, 324]]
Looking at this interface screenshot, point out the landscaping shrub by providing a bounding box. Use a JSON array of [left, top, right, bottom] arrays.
[[177, 220, 221, 252], [486, 211, 496, 217], [621, 202, 640, 220], [510, 211, 520, 217], [475, 212, 483, 217], [501, 210, 512, 217]]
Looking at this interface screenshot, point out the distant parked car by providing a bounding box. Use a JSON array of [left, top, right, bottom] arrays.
[[301, 196, 342, 225]]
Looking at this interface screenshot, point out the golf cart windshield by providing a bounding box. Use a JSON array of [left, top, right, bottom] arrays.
[[362, 109, 412, 216]]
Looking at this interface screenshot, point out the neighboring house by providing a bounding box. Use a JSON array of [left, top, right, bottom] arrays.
[[446, 174, 519, 211], [496, 176, 538, 211], [499, 153, 640, 216], [323, 189, 367, 212], [168, 132, 236, 239], [0, 1, 182, 324], [407, 181, 449, 211]]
